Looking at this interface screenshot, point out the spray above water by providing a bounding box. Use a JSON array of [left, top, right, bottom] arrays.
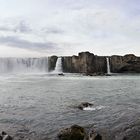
[[83, 105, 105, 111], [53, 57, 63, 74], [0, 57, 49, 73]]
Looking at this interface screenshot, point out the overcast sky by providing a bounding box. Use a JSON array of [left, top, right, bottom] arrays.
[[0, 0, 140, 57]]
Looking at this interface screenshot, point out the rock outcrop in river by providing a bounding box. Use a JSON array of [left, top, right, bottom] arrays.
[[77, 102, 94, 110], [58, 125, 102, 140], [0, 131, 13, 140]]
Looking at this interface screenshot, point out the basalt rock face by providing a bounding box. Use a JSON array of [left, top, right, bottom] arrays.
[[62, 52, 107, 74], [48, 56, 58, 71], [110, 54, 140, 73], [49, 52, 140, 74]]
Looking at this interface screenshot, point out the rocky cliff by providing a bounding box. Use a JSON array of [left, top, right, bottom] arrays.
[[48, 55, 58, 71], [48, 52, 140, 74], [110, 54, 140, 73], [62, 52, 107, 74]]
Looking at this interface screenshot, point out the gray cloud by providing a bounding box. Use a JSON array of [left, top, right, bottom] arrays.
[[0, 18, 65, 37], [14, 20, 32, 33], [0, 36, 57, 51], [0, 26, 13, 32], [0, 0, 140, 56], [0, 20, 32, 33], [43, 28, 64, 34]]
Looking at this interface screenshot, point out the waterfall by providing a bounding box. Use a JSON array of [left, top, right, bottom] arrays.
[[53, 57, 63, 73], [0, 57, 48, 73], [106, 57, 111, 74]]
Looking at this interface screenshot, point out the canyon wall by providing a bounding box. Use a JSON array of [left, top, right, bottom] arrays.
[[48, 52, 140, 74], [62, 52, 107, 74], [110, 54, 140, 73], [48, 55, 58, 71]]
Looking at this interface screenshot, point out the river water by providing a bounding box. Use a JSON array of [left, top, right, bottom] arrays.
[[0, 73, 140, 140]]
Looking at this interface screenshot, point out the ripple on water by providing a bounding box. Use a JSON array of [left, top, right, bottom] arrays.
[[0, 74, 139, 140]]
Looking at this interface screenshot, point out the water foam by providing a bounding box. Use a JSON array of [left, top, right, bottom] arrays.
[[0, 57, 48, 73], [83, 105, 105, 111], [53, 57, 63, 74]]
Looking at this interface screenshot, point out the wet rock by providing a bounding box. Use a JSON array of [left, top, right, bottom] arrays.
[[58, 125, 86, 140], [122, 137, 127, 140], [58, 73, 64, 76], [1, 131, 13, 140], [85, 72, 105, 76], [88, 130, 102, 140], [94, 134, 102, 140], [78, 102, 93, 110], [105, 74, 111, 76], [58, 126, 103, 140]]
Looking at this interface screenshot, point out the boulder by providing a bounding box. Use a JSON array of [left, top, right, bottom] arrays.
[[105, 74, 111, 76], [58, 125, 86, 140], [78, 102, 93, 110], [88, 130, 102, 140], [58, 73, 64, 76], [1, 131, 13, 140], [58, 125, 103, 140]]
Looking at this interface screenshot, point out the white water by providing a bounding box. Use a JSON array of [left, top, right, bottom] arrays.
[[53, 57, 63, 73], [106, 57, 111, 74], [0, 57, 48, 73], [83, 105, 105, 111]]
